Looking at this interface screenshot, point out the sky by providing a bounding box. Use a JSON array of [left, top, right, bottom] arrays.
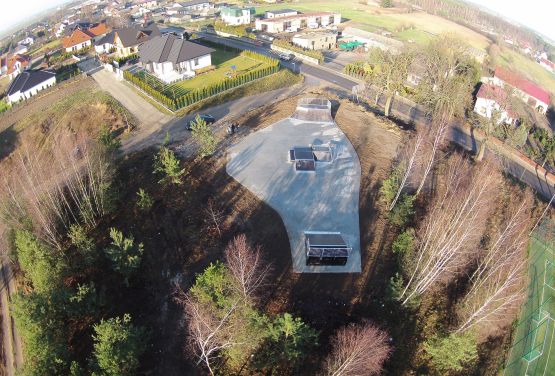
[[1, 0, 71, 36], [1, 0, 555, 41], [468, 0, 555, 40]]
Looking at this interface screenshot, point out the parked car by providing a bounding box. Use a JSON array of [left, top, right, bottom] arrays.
[[186, 114, 216, 130], [278, 53, 293, 61]]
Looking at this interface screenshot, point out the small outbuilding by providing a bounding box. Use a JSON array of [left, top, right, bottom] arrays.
[[292, 32, 337, 50], [305, 232, 351, 266]]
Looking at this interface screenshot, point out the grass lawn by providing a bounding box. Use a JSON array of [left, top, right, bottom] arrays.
[[30, 39, 61, 56], [495, 46, 555, 98], [136, 47, 270, 99], [252, 0, 490, 50]]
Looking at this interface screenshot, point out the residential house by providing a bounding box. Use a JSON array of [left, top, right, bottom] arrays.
[[18, 36, 35, 46], [220, 6, 255, 26], [6, 70, 56, 104], [292, 32, 336, 50], [539, 58, 554, 73], [7, 54, 31, 80], [139, 34, 214, 82], [95, 23, 161, 56], [62, 22, 110, 52], [179, 0, 213, 14], [484, 67, 550, 114], [166, 2, 183, 15], [136, 0, 158, 9], [255, 11, 341, 33], [13, 44, 28, 55], [474, 83, 517, 125], [264, 9, 298, 19]]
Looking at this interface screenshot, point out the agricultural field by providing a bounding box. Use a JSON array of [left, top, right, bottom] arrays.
[[134, 46, 269, 99], [494, 46, 555, 97], [253, 0, 490, 49]]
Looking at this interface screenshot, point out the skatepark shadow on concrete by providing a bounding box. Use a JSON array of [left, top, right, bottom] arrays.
[[226, 98, 361, 273]]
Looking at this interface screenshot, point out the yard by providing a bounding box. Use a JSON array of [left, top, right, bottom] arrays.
[[29, 39, 61, 56], [495, 46, 555, 98], [134, 47, 270, 99], [253, 0, 490, 49]]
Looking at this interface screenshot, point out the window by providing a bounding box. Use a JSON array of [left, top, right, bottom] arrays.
[[194, 58, 199, 66]]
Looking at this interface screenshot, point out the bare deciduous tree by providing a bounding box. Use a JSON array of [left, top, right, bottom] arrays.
[[0, 131, 112, 248], [224, 234, 270, 301], [176, 289, 242, 376], [457, 197, 532, 334], [204, 198, 225, 237], [400, 156, 500, 305], [324, 323, 392, 376], [389, 134, 423, 211]]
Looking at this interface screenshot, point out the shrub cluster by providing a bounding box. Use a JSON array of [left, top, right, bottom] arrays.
[[272, 39, 324, 63], [344, 62, 369, 79]]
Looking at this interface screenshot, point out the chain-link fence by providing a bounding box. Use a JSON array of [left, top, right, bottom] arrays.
[[504, 219, 555, 376]]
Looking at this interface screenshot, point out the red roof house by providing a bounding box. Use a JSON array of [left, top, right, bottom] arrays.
[[494, 67, 550, 109]]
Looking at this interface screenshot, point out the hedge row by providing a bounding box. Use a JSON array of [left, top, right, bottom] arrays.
[[272, 39, 324, 63], [240, 50, 279, 67], [173, 64, 279, 109], [123, 70, 175, 109], [123, 50, 280, 110], [344, 62, 369, 79], [214, 21, 250, 37]]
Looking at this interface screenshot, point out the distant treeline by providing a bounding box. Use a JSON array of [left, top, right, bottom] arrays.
[[402, 0, 550, 50]]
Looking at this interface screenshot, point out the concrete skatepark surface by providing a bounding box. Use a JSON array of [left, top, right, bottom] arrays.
[[226, 99, 361, 273]]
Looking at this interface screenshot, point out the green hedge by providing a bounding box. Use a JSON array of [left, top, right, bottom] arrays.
[[123, 70, 175, 109], [123, 50, 280, 111], [272, 39, 324, 64], [214, 21, 251, 37], [173, 64, 279, 110]]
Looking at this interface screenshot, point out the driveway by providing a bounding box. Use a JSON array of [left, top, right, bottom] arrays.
[[226, 103, 361, 273], [92, 69, 172, 130]]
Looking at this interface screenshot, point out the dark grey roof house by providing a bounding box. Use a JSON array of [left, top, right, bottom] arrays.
[[139, 34, 214, 64], [139, 34, 215, 82], [6, 70, 56, 103], [115, 23, 161, 48]]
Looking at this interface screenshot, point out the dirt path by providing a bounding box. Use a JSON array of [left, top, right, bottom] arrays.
[[91, 70, 172, 131], [0, 259, 22, 376]]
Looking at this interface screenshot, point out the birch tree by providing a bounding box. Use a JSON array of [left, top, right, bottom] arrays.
[[413, 36, 478, 195], [224, 234, 270, 302], [400, 156, 499, 305], [457, 198, 531, 334], [388, 135, 423, 211], [323, 323, 392, 376], [0, 131, 113, 248]]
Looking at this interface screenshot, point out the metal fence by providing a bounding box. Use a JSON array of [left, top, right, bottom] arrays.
[[504, 219, 555, 376]]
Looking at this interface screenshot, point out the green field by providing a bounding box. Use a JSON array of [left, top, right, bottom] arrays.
[[251, 0, 490, 49], [504, 221, 555, 376], [136, 47, 269, 99], [495, 46, 555, 98]]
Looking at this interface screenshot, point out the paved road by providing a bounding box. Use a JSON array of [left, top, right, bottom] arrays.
[[358, 86, 555, 202], [121, 82, 307, 154], [198, 33, 359, 91]]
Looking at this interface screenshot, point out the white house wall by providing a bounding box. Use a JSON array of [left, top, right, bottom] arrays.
[[8, 76, 56, 104]]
